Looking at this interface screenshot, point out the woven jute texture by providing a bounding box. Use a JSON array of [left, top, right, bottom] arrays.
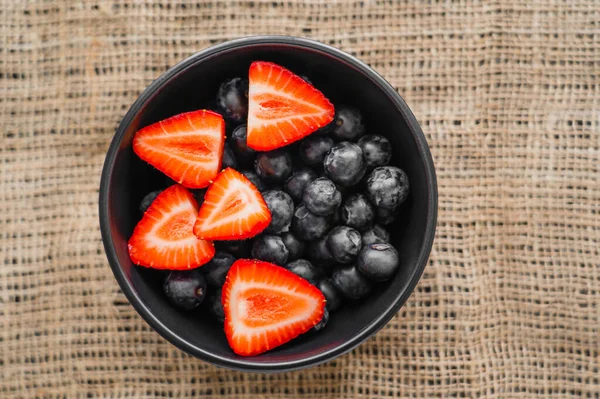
[[1, 0, 599, 397]]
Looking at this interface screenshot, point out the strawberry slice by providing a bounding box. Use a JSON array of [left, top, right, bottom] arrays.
[[246, 61, 335, 151], [222, 259, 326, 356], [133, 110, 225, 189], [128, 184, 215, 270], [193, 168, 271, 240]]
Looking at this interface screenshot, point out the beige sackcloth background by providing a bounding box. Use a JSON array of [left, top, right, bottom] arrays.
[[1, 0, 599, 397]]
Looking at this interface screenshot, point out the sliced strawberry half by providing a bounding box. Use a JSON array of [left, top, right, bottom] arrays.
[[193, 168, 271, 240], [133, 110, 225, 189], [222, 259, 326, 356], [246, 61, 335, 151], [128, 184, 215, 269]]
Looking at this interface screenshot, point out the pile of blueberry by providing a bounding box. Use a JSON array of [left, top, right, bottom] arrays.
[[144, 75, 409, 330]]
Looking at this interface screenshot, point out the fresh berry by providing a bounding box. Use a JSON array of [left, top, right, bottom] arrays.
[[357, 135, 392, 169], [280, 232, 305, 261], [326, 226, 362, 264], [222, 143, 238, 169], [193, 168, 271, 240], [299, 136, 335, 166], [163, 270, 207, 310], [128, 185, 215, 269], [139, 190, 161, 214], [215, 240, 250, 258], [230, 124, 256, 162], [133, 110, 225, 189], [332, 265, 372, 299], [255, 150, 293, 184], [203, 251, 236, 287], [251, 234, 289, 266], [375, 207, 399, 226], [340, 193, 374, 231], [302, 177, 342, 216], [222, 259, 326, 356], [291, 205, 331, 240], [357, 243, 400, 282], [247, 61, 335, 151], [313, 307, 329, 331], [365, 166, 409, 210], [361, 225, 390, 246], [330, 106, 365, 141], [240, 169, 267, 192], [262, 190, 294, 233], [206, 287, 225, 323], [316, 279, 342, 312], [306, 237, 334, 270], [216, 77, 248, 123], [284, 259, 320, 284], [284, 168, 317, 203], [323, 142, 366, 187]]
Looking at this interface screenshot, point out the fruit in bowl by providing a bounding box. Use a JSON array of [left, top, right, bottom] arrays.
[[100, 36, 436, 372], [126, 60, 410, 356]]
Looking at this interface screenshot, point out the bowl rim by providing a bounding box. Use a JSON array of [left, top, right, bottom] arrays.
[[99, 35, 438, 373]]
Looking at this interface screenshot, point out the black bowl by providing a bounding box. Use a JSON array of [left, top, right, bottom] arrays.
[[99, 36, 437, 372]]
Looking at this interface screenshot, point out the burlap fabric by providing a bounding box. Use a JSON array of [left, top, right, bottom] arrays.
[[1, 0, 599, 397]]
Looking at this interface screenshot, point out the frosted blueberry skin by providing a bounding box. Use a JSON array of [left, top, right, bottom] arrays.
[[323, 142, 366, 187]]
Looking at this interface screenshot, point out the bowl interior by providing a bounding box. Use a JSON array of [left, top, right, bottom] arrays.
[[102, 39, 435, 370]]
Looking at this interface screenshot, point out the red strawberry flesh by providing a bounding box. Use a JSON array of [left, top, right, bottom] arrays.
[[193, 168, 271, 241], [222, 259, 326, 356], [247, 61, 335, 151], [133, 110, 225, 189], [128, 184, 215, 270]]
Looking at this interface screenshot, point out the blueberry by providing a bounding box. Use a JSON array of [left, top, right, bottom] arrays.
[[330, 106, 365, 141], [375, 207, 399, 226], [365, 166, 409, 210], [230, 125, 256, 162], [222, 144, 237, 169], [291, 205, 331, 240], [340, 193, 374, 231], [262, 190, 294, 233], [206, 287, 225, 323], [216, 77, 248, 123], [313, 307, 329, 331], [163, 270, 207, 310], [302, 177, 342, 216], [215, 240, 250, 258], [284, 259, 319, 284], [326, 226, 362, 264], [357, 135, 392, 170], [251, 235, 289, 265], [323, 142, 366, 187], [331, 265, 372, 299], [240, 169, 267, 191], [255, 150, 293, 184], [280, 232, 305, 261], [299, 136, 335, 166], [357, 243, 399, 281], [284, 168, 317, 203], [202, 252, 236, 287], [306, 237, 334, 269], [139, 190, 161, 214], [361, 225, 390, 246], [316, 279, 342, 312]]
